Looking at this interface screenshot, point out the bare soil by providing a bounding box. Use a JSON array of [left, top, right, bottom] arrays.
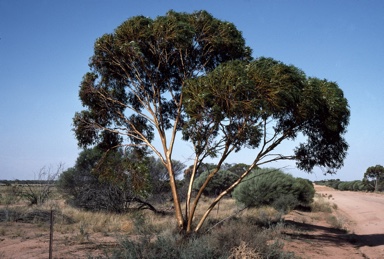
[[0, 221, 119, 258], [1, 185, 383, 258], [283, 185, 384, 259]]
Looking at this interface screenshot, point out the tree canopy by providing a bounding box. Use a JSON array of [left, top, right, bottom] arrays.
[[193, 169, 238, 196], [363, 165, 384, 192], [73, 10, 350, 233]]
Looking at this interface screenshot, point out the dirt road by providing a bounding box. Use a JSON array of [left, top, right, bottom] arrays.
[[315, 185, 384, 258]]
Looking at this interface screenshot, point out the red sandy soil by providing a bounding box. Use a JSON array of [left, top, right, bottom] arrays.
[[283, 185, 384, 259], [0, 222, 119, 258], [1, 185, 383, 258]]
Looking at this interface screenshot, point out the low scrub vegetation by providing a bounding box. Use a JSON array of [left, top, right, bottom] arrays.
[[310, 194, 334, 213], [109, 199, 295, 259], [3, 164, 353, 258], [233, 168, 315, 213], [0, 165, 61, 206], [0, 182, 301, 258], [315, 179, 372, 192]]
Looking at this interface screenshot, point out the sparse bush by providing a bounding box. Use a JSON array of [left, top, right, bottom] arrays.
[[19, 164, 62, 205], [327, 215, 348, 231], [229, 241, 261, 259]]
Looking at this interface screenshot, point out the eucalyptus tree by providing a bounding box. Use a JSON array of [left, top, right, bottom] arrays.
[[73, 10, 350, 233], [182, 58, 349, 231], [363, 165, 384, 191]]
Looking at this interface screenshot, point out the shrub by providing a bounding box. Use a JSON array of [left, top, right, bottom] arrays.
[[111, 214, 296, 259], [20, 164, 61, 206], [310, 196, 332, 213], [272, 194, 299, 213], [292, 178, 315, 205], [193, 169, 239, 196], [229, 241, 261, 259], [232, 168, 315, 212], [57, 148, 156, 213]]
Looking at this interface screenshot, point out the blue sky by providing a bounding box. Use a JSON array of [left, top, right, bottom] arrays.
[[1, 0, 383, 181]]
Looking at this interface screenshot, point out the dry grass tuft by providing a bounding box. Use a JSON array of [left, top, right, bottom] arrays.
[[229, 241, 262, 259], [242, 206, 283, 226], [310, 195, 333, 213]]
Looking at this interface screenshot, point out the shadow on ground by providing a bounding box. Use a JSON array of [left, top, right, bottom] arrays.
[[284, 220, 384, 248]]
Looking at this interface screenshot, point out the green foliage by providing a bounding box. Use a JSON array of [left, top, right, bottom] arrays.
[[227, 163, 251, 176], [73, 10, 251, 150], [233, 168, 315, 212], [193, 170, 238, 196], [272, 194, 299, 213], [73, 9, 350, 232], [57, 147, 154, 213], [292, 178, 315, 205], [363, 165, 384, 191], [315, 179, 371, 192], [147, 157, 186, 201], [183, 58, 350, 174]]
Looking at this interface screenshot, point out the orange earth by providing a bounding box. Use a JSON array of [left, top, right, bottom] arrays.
[[0, 185, 383, 259], [283, 185, 384, 259]]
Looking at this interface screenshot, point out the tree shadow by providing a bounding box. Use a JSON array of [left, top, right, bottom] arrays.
[[284, 220, 384, 248]]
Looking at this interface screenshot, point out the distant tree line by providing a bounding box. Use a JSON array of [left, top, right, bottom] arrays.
[[315, 165, 384, 192], [0, 180, 56, 185], [315, 179, 371, 191]]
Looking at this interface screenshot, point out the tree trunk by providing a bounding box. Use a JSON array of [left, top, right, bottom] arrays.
[[166, 161, 185, 230]]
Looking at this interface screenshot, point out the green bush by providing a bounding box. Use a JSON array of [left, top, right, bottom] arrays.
[[292, 178, 315, 205], [232, 168, 314, 212], [57, 148, 155, 213], [272, 194, 299, 213], [193, 169, 238, 196]]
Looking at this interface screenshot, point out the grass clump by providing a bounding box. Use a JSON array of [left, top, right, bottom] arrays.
[[326, 214, 348, 232], [0, 185, 22, 205], [229, 241, 261, 259], [310, 195, 333, 213]]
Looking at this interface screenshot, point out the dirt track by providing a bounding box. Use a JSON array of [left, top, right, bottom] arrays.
[[315, 185, 384, 258]]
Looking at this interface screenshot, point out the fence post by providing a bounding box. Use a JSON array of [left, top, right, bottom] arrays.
[[49, 209, 54, 259]]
